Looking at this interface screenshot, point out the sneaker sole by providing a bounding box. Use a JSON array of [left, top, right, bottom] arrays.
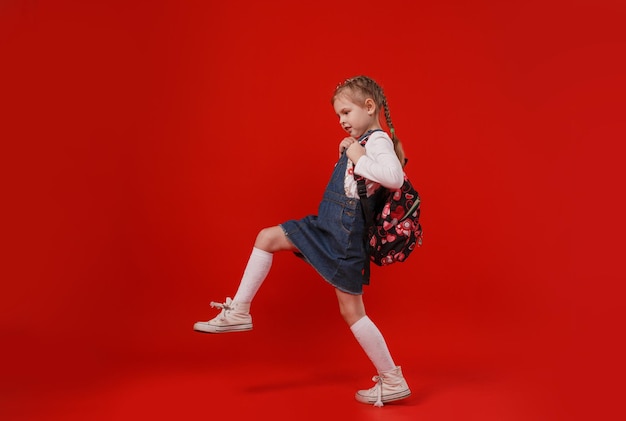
[[193, 323, 253, 333], [355, 388, 411, 404]]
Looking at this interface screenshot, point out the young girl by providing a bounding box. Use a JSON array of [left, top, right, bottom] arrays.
[[194, 75, 411, 407]]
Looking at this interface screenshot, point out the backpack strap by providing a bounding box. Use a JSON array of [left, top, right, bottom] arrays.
[[353, 129, 383, 229], [356, 178, 373, 223], [353, 129, 383, 283]]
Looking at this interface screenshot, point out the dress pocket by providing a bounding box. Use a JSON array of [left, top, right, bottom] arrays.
[[318, 199, 351, 235]]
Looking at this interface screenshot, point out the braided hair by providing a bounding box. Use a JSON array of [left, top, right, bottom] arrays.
[[332, 75, 406, 167]]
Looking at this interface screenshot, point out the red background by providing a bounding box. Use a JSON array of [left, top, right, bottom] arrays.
[[1, 0, 625, 420]]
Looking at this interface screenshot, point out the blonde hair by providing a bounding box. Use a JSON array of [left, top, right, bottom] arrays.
[[332, 75, 406, 167]]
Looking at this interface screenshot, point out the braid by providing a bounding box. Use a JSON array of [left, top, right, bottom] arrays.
[[381, 95, 406, 167], [333, 75, 406, 167]]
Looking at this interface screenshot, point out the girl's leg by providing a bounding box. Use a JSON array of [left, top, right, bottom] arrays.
[[193, 226, 295, 333], [335, 289, 396, 373], [335, 288, 410, 406], [254, 226, 297, 253], [232, 226, 296, 303]]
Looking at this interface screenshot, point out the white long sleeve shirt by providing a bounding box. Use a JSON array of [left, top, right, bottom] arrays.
[[344, 130, 404, 198]]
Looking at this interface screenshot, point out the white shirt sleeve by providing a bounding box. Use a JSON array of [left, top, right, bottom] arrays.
[[354, 131, 404, 189]]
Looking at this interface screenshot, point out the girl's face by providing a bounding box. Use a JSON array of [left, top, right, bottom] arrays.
[[333, 94, 380, 139]]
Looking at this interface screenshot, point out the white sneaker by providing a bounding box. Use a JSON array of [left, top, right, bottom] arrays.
[[193, 297, 253, 333], [355, 366, 411, 407]]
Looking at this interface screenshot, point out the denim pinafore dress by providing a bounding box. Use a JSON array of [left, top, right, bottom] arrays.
[[280, 150, 372, 295]]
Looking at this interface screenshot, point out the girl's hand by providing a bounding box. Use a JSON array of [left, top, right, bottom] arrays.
[[339, 137, 357, 157], [346, 141, 366, 164]]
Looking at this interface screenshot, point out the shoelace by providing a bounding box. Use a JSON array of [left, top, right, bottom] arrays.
[[372, 375, 384, 407], [209, 299, 232, 320]]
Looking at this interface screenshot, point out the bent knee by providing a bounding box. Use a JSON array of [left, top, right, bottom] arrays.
[[255, 227, 275, 250], [255, 226, 293, 253], [255, 227, 272, 245]]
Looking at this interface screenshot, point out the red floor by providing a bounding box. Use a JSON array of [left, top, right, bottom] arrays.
[[1, 365, 540, 421], [1, 354, 539, 420], [0, 311, 583, 421]]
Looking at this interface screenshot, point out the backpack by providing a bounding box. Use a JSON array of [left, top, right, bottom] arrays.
[[354, 132, 423, 267]]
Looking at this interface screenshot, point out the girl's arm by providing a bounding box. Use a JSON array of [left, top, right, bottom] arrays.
[[351, 132, 404, 189]]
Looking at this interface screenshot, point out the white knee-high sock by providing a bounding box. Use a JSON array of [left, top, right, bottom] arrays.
[[232, 247, 273, 303], [350, 316, 396, 373]]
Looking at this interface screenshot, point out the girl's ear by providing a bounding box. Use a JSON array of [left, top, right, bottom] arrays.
[[364, 98, 376, 115]]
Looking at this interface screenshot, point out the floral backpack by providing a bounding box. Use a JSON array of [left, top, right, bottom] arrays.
[[354, 130, 423, 267]]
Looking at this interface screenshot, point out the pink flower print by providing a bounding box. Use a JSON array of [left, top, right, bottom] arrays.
[[382, 255, 394, 265], [384, 233, 396, 243], [382, 220, 395, 231], [382, 203, 391, 218], [393, 191, 402, 201], [396, 219, 414, 237]]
